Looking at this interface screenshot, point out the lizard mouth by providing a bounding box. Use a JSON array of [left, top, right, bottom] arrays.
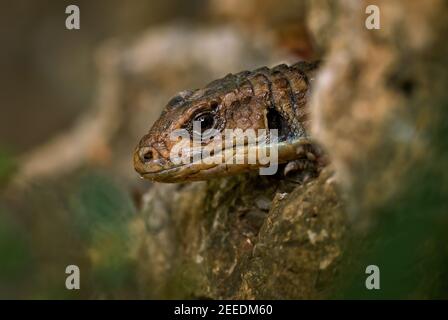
[[137, 143, 258, 182], [140, 162, 221, 182], [136, 137, 311, 182]]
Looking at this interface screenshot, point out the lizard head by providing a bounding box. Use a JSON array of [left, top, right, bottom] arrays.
[[133, 74, 283, 182], [134, 64, 315, 183]]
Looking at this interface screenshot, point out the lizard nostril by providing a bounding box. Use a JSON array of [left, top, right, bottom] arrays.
[[139, 147, 153, 163]]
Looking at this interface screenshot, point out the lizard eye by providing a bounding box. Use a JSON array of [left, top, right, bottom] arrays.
[[187, 101, 221, 139], [193, 112, 215, 134]]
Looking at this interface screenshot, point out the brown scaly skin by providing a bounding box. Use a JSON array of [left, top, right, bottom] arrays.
[[134, 61, 321, 183]]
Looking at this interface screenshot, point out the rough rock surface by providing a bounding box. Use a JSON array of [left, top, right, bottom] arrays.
[[136, 169, 346, 299]]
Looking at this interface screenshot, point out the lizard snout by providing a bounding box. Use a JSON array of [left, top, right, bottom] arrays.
[[133, 145, 167, 176]]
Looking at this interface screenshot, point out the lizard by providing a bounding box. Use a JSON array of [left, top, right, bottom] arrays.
[[133, 61, 323, 183]]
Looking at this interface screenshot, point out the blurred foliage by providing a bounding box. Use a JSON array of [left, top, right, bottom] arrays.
[[0, 212, 33, 288], [335, 159, 448, 299], [0, 171, 139, 299], [69, 173, 137, 297], [0, 148, 17, 188]]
